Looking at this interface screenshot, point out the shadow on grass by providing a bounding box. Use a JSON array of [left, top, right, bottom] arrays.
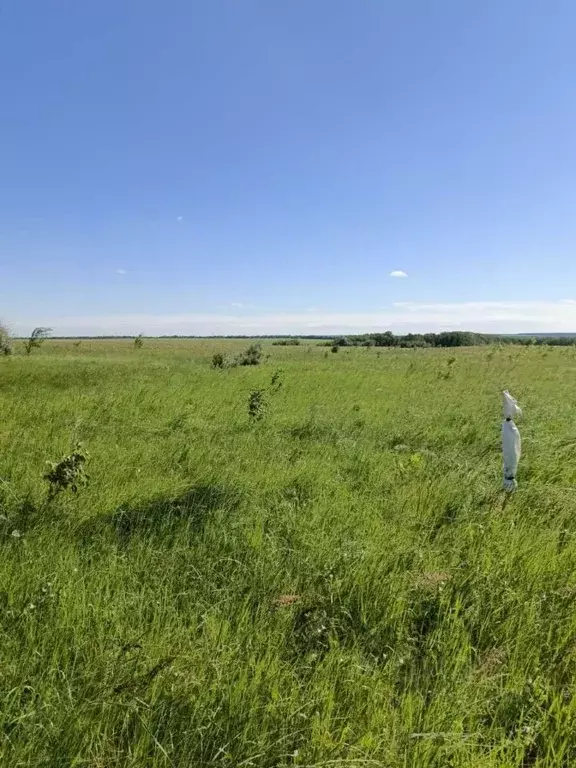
[[78, 483, 242, 546], [0, 496, 42, 541]]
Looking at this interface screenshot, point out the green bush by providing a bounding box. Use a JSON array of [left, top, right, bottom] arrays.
[[0, 322, 12, 356], [44, 443, 89, 498], [237, 343, 263, 366]]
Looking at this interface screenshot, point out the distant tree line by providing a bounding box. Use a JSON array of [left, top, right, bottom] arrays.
[[323, 331, 576, 348], [7, 331, 576, 347]]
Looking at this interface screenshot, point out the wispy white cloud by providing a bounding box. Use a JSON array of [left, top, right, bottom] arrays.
[[176, 216, 183, 222], [230, 302, 244, 308], [34, 300, 576, 336], [116, 269, 127, 275], [389, 270, 408, 278]]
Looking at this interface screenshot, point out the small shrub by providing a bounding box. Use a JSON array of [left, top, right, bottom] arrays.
[[246, 371, 283, 423], [270, 369, 283, 392], [44, 443, 89, 499], [24, 327, 51, 355], [331, 344, 339, 353], [73, 340, 82, 349], [134, 334, 144, 350], [248, 389, 266, 421], [212, 352, 225, 369], [0, 322, 12, 356], [237, 343, 263, 366]]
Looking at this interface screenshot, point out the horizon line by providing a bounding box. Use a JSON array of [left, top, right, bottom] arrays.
[[10, 331, 576, 340]]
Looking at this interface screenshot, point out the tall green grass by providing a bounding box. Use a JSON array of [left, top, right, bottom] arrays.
[[1, 340, 576, 766]]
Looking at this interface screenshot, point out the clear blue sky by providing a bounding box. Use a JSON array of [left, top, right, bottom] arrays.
[[2, 0, 576, 335]]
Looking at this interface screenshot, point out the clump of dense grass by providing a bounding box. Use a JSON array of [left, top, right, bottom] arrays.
[[247, 387, 266, 420], [247, 371, 283, 421], [1, 339, 576, 765]]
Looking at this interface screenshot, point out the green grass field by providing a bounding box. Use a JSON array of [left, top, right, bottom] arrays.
[[2, 339, 576, 767]]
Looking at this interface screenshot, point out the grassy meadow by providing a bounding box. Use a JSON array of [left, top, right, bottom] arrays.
[[2, 338, 576, 766]]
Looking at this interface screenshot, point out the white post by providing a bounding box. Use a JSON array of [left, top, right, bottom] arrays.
[[502, 391, 522, 491]]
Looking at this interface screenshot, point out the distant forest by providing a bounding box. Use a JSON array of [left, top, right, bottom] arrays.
[[43, 332, 576, 347], [326, 331, 576, 348]]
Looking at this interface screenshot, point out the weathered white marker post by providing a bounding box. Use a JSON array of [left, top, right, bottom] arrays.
[[502, 391, 522, 491]]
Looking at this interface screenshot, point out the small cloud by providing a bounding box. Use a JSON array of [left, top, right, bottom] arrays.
[[389, 270, 408, 278], [177, 216, 183, 222], [231, 302, 243, 308], [116, 269, 127, 275]]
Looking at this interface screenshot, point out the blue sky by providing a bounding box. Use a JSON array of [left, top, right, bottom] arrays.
[[2, 0, 576, 335]]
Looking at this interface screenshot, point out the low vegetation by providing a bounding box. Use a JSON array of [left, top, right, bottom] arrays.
[[44, 443, 89, 499], [237, 342, 263, 365], [0, 322, 12, 356], [23, 326, 52, 355], [212, 343, 264, 369], [1, 338, 576, 765], [272, 338, 301, 346]]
